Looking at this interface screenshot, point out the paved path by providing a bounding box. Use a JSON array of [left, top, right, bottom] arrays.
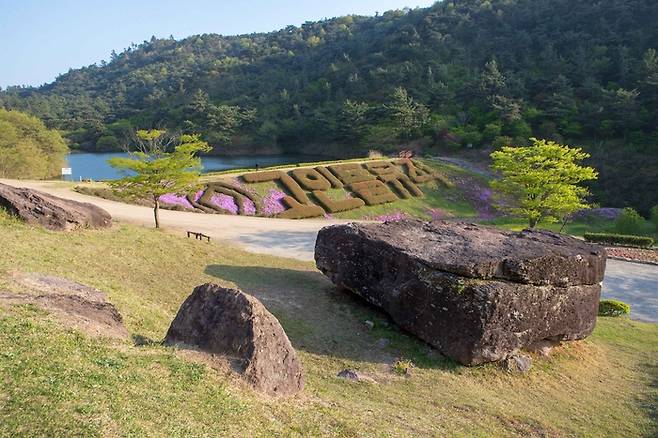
[[2, 179, 657, 322], [602, 259, 658, 322]]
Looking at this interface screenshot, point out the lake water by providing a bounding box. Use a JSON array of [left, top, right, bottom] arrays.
[[65, 152, 321, 181]]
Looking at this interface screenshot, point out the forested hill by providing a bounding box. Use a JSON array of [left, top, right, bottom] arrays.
[[2, 0, 658, 212]]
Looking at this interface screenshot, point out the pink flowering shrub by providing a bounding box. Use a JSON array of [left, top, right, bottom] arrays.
[[373, 211, 407, 222], [159, 193, 193, 209], [262, 189, 287, 215], [243, 198, 257, 215], [210, 194, 239, 214]]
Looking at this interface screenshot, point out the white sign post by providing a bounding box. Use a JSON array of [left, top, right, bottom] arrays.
[[61, 167, 72, 181]]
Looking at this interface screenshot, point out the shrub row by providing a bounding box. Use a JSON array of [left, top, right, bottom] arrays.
[[291, 168, 331, 191], [278, 196, 325, 219], [242, 170, 310, 204], [313, 191, 365, 213], [315, 166, 343, 188], [583, 232, 654, 248], [349, 180, 399, 206]]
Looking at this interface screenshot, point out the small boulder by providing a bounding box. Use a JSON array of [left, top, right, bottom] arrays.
[[164, 284, 304, 396], [503, 355, 533, 373], [0, 183, 111, 231], [337, 368, 377, 384]]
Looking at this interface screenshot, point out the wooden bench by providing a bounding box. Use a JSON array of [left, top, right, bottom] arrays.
[[187, 231, 211, 242]]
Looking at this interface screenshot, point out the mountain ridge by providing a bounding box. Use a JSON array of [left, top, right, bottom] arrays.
[[1, 0, 657, 212]]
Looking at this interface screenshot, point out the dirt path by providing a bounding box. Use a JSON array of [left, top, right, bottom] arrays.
[[2, 179, 656, 322], [0, 179, 343, 260]]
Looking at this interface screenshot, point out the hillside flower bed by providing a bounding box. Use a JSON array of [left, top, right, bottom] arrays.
[[210, 193, 239, 214], [159, 193, 195, 210], [77, 159, 496, 222], [371, 211, 408, 222], [262, 189, 287, 216]]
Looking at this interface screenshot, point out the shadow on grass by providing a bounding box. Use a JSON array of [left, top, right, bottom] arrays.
[[204, 263, 460, 371], [132, 334, 158, 347], [237, 230, 318, 252]]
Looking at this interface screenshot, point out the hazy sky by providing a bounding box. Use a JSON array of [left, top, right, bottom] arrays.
[[0, 0, 435, 88]]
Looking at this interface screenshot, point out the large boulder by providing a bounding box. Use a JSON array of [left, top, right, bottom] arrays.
[[164, 284, 304, 396], [315, 220, 606, 366], [0, 183, 111, 231]]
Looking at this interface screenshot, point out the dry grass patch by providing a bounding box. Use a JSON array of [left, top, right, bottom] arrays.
[[0, 212, 656, 436]]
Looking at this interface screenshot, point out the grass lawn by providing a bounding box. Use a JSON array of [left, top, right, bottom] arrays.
[[0, 212, 656, 436]]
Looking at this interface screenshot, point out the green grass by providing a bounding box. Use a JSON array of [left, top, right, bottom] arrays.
[[484, 216, 614, 236], [0, 211, 656, 436]]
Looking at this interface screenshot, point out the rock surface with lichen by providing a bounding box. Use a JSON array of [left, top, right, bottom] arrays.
[[315, 220, 606, 365]]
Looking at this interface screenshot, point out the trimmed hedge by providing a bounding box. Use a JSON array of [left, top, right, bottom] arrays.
[[584, 232, 654, 248], [328, 163, 373, 184], [378, 174, 424, 199], [212, 181, 262, 215], [291, 168, 331, 191], [242, 170, 310, 204], [315, 166, 343, 188], [598, 299, 631, 317], [278, 196, 325, 219], [349, 180, 398, 205], [313, 190, 365, 213], [395, 159, 434, 183]]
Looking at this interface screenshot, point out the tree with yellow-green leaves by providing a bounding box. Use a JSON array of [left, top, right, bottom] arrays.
[[490, 138, 598, 229], [0, 109, 68, 179], [108, 130, 211, 228]]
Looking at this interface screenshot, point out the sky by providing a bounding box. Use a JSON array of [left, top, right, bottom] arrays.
[[0, 0, 435, 89]]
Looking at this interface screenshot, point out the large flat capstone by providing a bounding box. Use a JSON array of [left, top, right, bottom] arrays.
[[315, 220, 606, 365]]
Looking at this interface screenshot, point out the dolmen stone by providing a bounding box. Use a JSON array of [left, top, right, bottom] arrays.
[[164, 283, 304, 396], [315, 220, 606, 366], [0, 183, 111, 231]]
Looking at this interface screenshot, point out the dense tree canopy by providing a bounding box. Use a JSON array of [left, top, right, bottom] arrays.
[[0, 109, 68, 179], [1, 0, 657, 211]]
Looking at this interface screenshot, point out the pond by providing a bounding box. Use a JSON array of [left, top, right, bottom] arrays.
[[64, 152, 324, 181]]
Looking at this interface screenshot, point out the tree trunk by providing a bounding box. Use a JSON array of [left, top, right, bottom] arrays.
[[529, 218, 538, 228], [153, 198, 160, 229]]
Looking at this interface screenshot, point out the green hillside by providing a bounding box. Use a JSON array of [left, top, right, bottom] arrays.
[[1, 212, 656, 436], [2, 0, 658, 212]]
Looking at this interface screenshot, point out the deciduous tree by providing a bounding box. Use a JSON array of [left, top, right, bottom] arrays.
[[490, 138, 598, 228], [108, 130, 211, 228]]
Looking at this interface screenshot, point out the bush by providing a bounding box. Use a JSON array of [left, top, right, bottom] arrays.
[[583, 232, 654, 248], [651, 205, 658, 228], [492, 135, 513, 149], [392, 359, 414, 376], [482, 123, 502, 142], [614, 207, 647, 235], [598, 299, 631, 317]]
